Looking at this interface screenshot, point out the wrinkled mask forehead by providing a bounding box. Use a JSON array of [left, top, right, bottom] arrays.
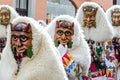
[[56, 20, 74, 30], [111, 8, 120, 17], [11, 22, 32, 33], [0, 7, 10, 14], [83, 6, 98, 15]]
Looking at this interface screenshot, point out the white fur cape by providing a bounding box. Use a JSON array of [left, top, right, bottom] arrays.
[[46, 15, 91, 76], [76, 2, 114, 42], [106, 5, 120, 38], [0, 17, 68, 80], [0, 5, 19, 54]]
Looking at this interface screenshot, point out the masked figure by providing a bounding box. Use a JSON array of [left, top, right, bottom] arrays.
[[0, 5, 19, 59], [76, 2, 114, 80], [106, 5, 120, 80], [0, 16, 68, 80], [46, 15, 91, 80]]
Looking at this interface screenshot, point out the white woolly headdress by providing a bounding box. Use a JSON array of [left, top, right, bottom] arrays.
[[46, 15, 85, 49], [76, 2, 114, 42], [106, 5, 120, 38], [8, 16, 47, 57], [0, 5, 19, 23], [0, 5, 19, 38]]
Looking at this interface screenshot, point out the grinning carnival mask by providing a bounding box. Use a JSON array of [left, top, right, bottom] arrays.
[[11, 22, 33, 63], [0, 7, 10, 26], [83, 6, 97, 28], [111, 8, 120, 26], [54, 20, 74, 48]]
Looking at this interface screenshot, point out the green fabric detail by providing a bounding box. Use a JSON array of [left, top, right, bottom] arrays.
[[27, 47, 33, 58], [74, 64, 81, 77], [11, 46, 14, 53], [68, 41, 73, 48], [95, 61, 101, 69], [54, 40, 59, 47], [96, 47, 103, 56]]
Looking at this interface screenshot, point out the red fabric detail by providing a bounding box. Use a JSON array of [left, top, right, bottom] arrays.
[[62, 52, 70, 66], [107, 72, 111, 77], [85, 76, 89, 80], [90, 62, 98, 72], [91, 75, 100, 78], [114, 48, 120, 62]]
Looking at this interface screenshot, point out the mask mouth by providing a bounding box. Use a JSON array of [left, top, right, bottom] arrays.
[[16, 47, 26, 53], [1, 19, 9, 25], [14, 48, 27, 57], [113, 22, 120, 26]]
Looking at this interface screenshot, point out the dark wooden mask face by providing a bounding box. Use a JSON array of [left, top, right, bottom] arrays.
[[54, 20, 74, 46], [83, 6, 97, 28], [11, 22, 33, 62]]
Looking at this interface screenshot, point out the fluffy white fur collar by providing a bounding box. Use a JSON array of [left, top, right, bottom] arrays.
[[106, 5, 120, 38], [76, 2, 114, 42]]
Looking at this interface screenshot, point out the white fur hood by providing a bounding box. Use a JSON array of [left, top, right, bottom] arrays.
[[106, 5, 120, 38], [76, 2, 114, 42], [0, 16, 68, 80], [0, 5, 19, 38], [0, 5, 19, 24]]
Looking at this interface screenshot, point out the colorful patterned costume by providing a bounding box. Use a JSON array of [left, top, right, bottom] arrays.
[[106, 5, 120, 80]]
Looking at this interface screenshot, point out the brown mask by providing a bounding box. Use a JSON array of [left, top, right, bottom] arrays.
[[111, 8, 120, 26], [11, 22, 33, 63], [83, 6, 97, 28], [0, 7, 10, 26], [54, 20, 74, 47]]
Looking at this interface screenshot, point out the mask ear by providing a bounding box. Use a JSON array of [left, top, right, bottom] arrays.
[[95, 8, 98, 14], [56, 21, 59, 28], [72, 22, 74, 29], [27, 23, 32, 33], [10, 23, 14, 31]]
